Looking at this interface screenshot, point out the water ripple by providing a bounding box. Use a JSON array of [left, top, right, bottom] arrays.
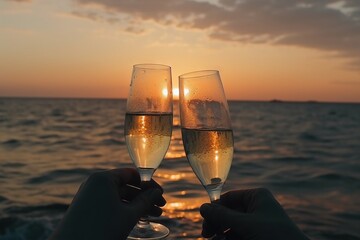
[[1, 99, 359, 240], [2, 139, 22, 148], [26, 168, 103, 184]]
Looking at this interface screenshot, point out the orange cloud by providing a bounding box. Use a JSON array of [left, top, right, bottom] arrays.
[[73, 0, 360, 70]]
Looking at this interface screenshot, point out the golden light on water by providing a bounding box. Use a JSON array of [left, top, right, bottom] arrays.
[[162, 197, 205, 221], [141, 116, 146, 129], [140, 116, 147, 150], [156, 172, 187, 181], [215, 149, 219, 178], [154, 170, 207, 221], [168, 202, 185, 208]]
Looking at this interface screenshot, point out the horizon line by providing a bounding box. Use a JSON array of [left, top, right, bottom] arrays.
[[0, 96, 359, 104]]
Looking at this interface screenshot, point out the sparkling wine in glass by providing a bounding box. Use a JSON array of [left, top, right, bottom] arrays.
[[124, 64, 173, 239], [179, 70, 233, 202]]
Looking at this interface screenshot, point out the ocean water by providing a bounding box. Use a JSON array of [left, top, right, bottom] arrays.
[[0, 98, 359, 240]]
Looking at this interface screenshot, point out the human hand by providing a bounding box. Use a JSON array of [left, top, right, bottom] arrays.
[[50, 168, 166, 240], [200, 188, 310, 240]]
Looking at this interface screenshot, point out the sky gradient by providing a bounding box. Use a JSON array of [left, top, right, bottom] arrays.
[[1, 0, 360, 102]]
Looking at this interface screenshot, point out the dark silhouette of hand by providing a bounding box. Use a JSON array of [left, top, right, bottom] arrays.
[[200, 188, 310, 240], [50, 168, 165, 240]]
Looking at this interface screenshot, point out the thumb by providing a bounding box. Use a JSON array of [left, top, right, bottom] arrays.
[[131, 188, 163, 217], [200, 203, 246, 230]]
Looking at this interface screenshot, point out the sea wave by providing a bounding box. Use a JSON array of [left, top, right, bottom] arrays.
[[26, 168, 104, 185], [100, 138, 125, 146], [0, 215, 59, 240], [5, 203, 68, 215], [38, 134, 61, 140], [16, 119, 40, 126], [2, 139, 21, 148], [0, 163, 26, 168], [0, 196, 8, 203]]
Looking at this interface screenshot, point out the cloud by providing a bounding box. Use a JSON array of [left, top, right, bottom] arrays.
[[70, 10, 147, 34], [73, 0, 360, 68]]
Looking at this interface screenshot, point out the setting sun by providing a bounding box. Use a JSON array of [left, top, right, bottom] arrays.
[[173, 88, 179, 99], [162, 89, 169, 97], [172, 88, 190, 99]]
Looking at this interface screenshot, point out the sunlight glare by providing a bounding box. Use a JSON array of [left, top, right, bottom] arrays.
[[173, 88, 189, 99], [184, 88, 189, 96], [173, 88, 179, 98], [162, 89, 168, 97]]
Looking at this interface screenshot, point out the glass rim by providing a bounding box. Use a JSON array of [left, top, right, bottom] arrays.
[[133, 63, 171, 70], [179, 70, 219, 79]]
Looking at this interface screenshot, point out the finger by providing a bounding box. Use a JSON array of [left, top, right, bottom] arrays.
[[200, 203, 245, 230], [222, 229, 241, 240], [140, 180, 164, 194], [202, 219, 216, 238], [212, 234, 230, 240], [155, 195, 166, 207], [150, 179, 164, 193], [108, 168, 141, 186], [140, 180, 166, 207], [131, 188, 163, 217], [121, 184, 166, 207], [202, 216, 232, 238], [148, 205, 163, 217], [120, 184, 142, 202]]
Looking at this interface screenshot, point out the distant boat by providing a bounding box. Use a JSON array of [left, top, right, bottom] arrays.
[[269, 99, 283, 103]]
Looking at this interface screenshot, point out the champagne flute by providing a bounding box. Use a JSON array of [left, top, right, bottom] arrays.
[[179, 70, 233, 202], [124, 64, 172, 239]]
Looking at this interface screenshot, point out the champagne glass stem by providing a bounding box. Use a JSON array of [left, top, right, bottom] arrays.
[[128, 177, 170, 239], [138, 179, 151, 226], [139, 168, 155, 182], [206, 183, 224, 202]]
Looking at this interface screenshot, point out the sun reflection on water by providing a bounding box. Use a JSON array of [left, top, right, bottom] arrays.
[[156, 172, 186, 181], [154, 170, 208, 223]]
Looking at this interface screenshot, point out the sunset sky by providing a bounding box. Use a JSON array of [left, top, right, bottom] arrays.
[[1, 0, 359, 102]]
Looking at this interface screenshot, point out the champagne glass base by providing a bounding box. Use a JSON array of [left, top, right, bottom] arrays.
[[127, 221, 170, 240]]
